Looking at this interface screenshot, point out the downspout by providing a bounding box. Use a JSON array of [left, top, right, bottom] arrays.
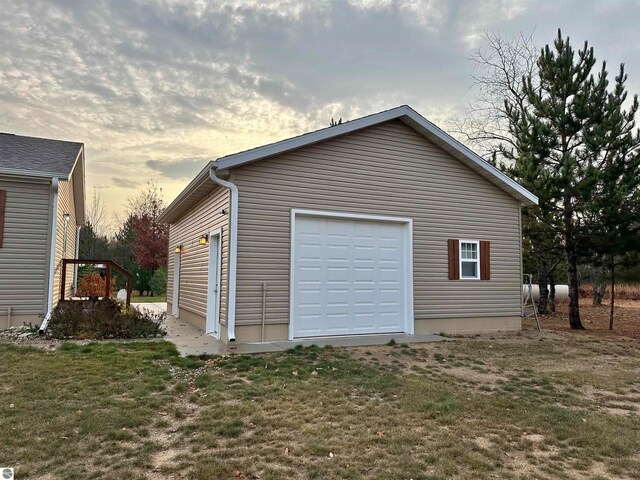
[[40, 177, 59, 334], [209, 165, 237, 342], [73, 225, 81, 295]]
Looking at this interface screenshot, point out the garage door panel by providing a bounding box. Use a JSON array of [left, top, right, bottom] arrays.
[[293, 214, 409, 338]]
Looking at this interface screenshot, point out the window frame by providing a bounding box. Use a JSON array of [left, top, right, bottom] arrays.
[[459, 239, 480, 280]]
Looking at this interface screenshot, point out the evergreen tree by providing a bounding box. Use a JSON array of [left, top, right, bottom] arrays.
[[583, 67, 640, 327], [78, 221, 110, 260], [503, 30, 640, 329]]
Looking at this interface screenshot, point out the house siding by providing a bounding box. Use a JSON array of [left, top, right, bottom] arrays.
[[0, 176, 51, 326], [52, 177, 77, 304], [167, 186, 230, 328], [231, 120, 523, 335]]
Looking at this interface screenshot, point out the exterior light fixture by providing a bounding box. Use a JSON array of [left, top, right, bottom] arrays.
[[199, 234, 209, 245], [175, 245, 182, 253], [63, 213, 70, 222]]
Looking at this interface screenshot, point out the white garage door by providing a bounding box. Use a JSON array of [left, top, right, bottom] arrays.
[[292, 212, 411, 338]]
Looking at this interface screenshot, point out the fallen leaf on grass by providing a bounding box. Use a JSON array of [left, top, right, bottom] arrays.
[[328, 452, 334, 459], [234, 470, 242, 478], [376, 431, 385, 438], [284, 447, 289, 456], [246, 422, 257, 430], [158, 412, 168, 416], [311, 370, 318, 376]]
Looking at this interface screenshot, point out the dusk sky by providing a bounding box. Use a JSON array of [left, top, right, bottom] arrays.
[[2, 0, 639, 232]]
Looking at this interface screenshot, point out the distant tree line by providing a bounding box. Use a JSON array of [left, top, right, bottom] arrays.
[[78, 182, 168, 296], [452, 29, 640, 329]]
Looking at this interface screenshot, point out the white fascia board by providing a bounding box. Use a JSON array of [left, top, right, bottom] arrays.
[[216, 106, 409, 170], [158, 162, 213, 223], [215, 105, 538, 206], [0, 167, 70, 180], [400, 109, 539, 206]]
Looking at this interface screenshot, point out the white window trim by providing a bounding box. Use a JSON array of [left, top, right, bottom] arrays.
[[459, 239, 480, 280], [289, 208, 414, 341]]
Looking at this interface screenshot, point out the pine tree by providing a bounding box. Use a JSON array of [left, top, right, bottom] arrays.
[[583, 64, 640, 328], [503, 30, 640, 329]]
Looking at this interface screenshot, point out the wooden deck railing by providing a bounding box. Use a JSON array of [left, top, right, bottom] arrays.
[[61, 259, 133, 306]]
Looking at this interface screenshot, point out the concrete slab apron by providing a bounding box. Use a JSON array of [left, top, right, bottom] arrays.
[[159, 310, 446, 356]]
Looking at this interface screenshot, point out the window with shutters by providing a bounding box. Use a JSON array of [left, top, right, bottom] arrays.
[[448, 238, 490, 281], [459, 240, 480, 280]]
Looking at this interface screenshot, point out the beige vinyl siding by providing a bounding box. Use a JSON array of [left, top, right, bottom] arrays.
[[0, 176, 51, 322], [52, 178, 77, 304], [232, 120, 523, 328], [167, 186, 229, 322]]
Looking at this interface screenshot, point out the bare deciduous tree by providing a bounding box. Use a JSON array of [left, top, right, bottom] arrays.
[[86, 187, 107, 235], [449, 30, 538, 162]]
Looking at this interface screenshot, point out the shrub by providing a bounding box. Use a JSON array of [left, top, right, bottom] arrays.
[[77, 273, 116, 297], [49, 298, 166, 339], [149, 267, 167, 295]]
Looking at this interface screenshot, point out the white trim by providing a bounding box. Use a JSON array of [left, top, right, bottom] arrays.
[[0, 167, 71, 180], [459, 239, 480, 280], [160, 105, 538, 225], [205, 228, 223, 338], [289, 208, 414, 340], [209, 166, 237, 341], [172, 252, 181, 318], [215, 106, 538, 206], [39, 177, 59, 333]]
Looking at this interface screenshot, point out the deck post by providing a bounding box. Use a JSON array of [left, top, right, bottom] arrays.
[[60, 259, 67, 302], [105, 263, 111, 300]]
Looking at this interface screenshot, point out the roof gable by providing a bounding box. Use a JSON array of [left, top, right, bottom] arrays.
[[215, 105, 537, 206], [160, 105, 537, 223], [0, 133, 84, 179]]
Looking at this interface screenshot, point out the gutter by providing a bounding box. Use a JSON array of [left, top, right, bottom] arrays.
[[40, 177, 59, 334], [209, 165, 237, 342]]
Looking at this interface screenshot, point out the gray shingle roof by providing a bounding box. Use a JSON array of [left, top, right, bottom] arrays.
[[0, 133, 83, 178]]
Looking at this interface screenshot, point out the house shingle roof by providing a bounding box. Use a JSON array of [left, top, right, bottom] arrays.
[[0, 133, 83, 178]]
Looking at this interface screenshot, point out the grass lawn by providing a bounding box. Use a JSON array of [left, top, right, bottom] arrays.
[[131, 295, 167, 303], [1, 331, 640, 479]]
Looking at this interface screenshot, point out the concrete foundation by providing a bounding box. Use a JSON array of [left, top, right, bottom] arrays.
[[166, 302, 522, 345], [0, 312, 43, 330]]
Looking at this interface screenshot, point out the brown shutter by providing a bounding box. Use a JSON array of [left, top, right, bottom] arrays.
[[0, 190, 6, 248], [480, 240, 491, 280], [448, 239, 459, 280]]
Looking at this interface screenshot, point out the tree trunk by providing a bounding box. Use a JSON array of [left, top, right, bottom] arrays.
[[565, 230, 584, 329], [537, 269, 549, 315], [609, 254, 615, 330], [549, 272, 556, 313], [592, 264, 607, 305], [593, 283, 607, 305]]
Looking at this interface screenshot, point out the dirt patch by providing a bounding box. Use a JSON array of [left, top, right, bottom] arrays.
[[524, 299, 640, 338], [439, 365, 508, 387]]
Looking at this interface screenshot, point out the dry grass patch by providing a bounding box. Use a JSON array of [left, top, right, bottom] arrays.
[[2, 333, 640, 479]]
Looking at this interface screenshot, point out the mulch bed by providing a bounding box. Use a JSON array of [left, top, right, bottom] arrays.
[[523, 299, 640, 339]]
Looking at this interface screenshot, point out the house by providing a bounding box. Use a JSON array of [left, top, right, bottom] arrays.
[[0, 133, 85, 330], [159, 105, 537, 343]]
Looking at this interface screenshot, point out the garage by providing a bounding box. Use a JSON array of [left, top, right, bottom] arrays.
[[290, 210, 414, 339]]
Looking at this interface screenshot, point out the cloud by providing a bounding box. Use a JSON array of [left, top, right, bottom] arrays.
[[111, 177, 138, 189], [0, 0, 639, 233], [145, 158, 208, 180]]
